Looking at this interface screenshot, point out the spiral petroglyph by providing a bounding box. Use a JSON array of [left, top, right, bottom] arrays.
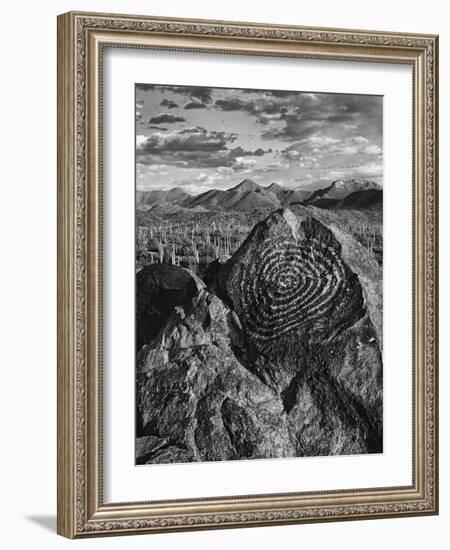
[[242, 237, 346, 340], [223, 211, 365, 356]]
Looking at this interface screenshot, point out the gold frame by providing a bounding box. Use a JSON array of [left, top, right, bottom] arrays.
[[57, 11, 439, 538]]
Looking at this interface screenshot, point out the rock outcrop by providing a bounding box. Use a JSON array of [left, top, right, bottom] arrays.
[[136, 288, 295, 462], [136, 207, 383, 463], [136, 264, 202, 350], [203, 254, 231, 287]]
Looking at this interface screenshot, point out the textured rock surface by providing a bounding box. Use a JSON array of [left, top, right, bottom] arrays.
[[218, 209, 364, 368], [137, 288, 295, 462], [136, 207, 383, 463], [203, 255, 231, 287], [136, 435, 196, 464], [136, 264, 202, 350]]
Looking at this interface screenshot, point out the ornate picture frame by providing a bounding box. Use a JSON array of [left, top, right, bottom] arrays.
[[57, 11, 438, 538]]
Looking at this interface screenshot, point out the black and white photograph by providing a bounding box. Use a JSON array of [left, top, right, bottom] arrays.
[[135, 83, 383, 466]]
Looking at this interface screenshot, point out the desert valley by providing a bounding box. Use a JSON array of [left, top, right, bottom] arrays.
[[136, 177, 383, 276]]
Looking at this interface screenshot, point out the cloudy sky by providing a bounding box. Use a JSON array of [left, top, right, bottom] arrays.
[[136, 84, 382, 194]]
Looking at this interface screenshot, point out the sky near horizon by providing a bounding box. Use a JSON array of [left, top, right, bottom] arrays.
[[136, 84, 383, 195]]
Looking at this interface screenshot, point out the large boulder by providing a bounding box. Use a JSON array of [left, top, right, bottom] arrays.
[[203, 254, 231, 287], [136, 264, 203, 351], [216, 207, 383, 454], [136, 288, 295, 462]]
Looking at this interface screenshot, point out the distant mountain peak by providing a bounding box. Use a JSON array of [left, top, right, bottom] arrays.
[[136, 187, 191, 210], [304, 178, 381, 204], [266, 182, 285, 194], [332, 178, 381, 191], [182, 179, 281, 212], [169, 186, 191, 194], [333, 188, 382, 210], [333, 179, 348, 188], [232, 179, 261, 193]]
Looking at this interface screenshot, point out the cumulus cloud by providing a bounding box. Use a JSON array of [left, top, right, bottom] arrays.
[[137, 163, 169, 176], [364, 144, 382, 155], [304, 135, 341, 149], [137, 126, 271, 171], [170, 167, 237, 194], [228, 146, 272, 158], [265, 89, 297, 98], [256, 160, 290, 173], [179, 126, 208, 134], [136, 135, 148, 148], [148, 113, 186, 124], [263, 117, 325, 140], [262, 94, 382, 141], [215, 98, 251, 112], [136, 83, 157, 92], [214, 96, 289, 125], [160, 99, 178, 109], [280, 144, 318, 167], [352, 161, 383, 178], [281, 134, 380, 159], [148, 125, 168, 131], [187, 87, 213, 104], [282, 146, 304, 161], [184, 102, 208, 110], [138, 128, 234, 154]]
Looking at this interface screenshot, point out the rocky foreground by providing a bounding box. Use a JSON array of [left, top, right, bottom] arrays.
[[136, 206, 383, 464]]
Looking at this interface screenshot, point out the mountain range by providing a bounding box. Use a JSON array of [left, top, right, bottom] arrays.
[[303, 179, 382, 208], [136, 187, 191, 210], [182, 179, 281, 212], [136, 178, 382, 213]]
